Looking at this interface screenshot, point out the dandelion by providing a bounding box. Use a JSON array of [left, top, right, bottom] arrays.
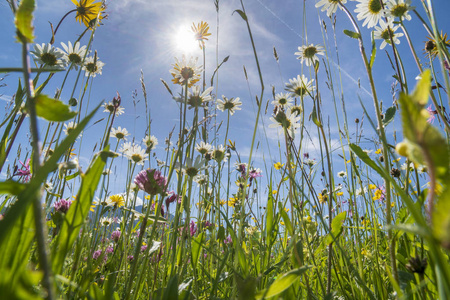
[[30, 43, 65, 68], [269, 110, 301, 138], [134, 169, 167, 195], [374, 19, 404, 49], [385, 0, 414, 21], [174, 86, 214, 109], [53, 198, 72, 214], [217, 96, 242, 115], [196, 141, 212, 155], [315, 0, 347, 17], [354, 0, 385, 28], [83, 55, 105, 77], [59, 41, 87, 70], [107, 194, 125, 208], [337, 171, 347, 178], [295, 44, 325, 67], [192, 21, 211, 48], [170, 55, 202, 87], [285, 75, 315, 98], [274, 162, 284, 170], [272, 93, 293, 108], [110, 126, 129, 140], [71, 0, 105, 28]]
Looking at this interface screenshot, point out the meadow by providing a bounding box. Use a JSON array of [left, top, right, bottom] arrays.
[[1, 0, 450, 299]]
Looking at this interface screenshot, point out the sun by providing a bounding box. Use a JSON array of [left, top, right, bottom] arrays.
[[173, 25, 198, 54]]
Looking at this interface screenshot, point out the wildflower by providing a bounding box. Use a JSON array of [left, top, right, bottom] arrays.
[[224, 235, 232, 245], [315, 0, 347, 17], [269, 110, 301, 138], [217, 96, 242, 115], [235, 162, 248, 177], [107, 194, 125, 208], [337, 171, 347, 178], [13, 159, 32, 182], [274, 162, 284, 170], [176, 156, 205, 177], [127, 255, 134, 262], [174, 86, 214, 109], [71, 0, 105, 28], [110, 126, 129, 140], [106, 246, 114, 254], [170, 55, 202, 87], [385, 0, 414, 21], [374, 19, 404, 50], [30, 43, 65, 68], [53, 198, 72, 214], [272, 190, 277, 195], [134, 169, 167, 195], [372, 186, 385, 201], [111, 230, 121, 243], [44, 181, 54, 192], [165, 191, 181, 210], [368, 184, 377, 190], [59, 41, 87, 70], [196, 141, 212, 155], [295, 44, 325, 67], [192, 21, 211, 48], [375, 148, 382, 154], [354, 0, 384, 28], [83, 55, 105, 77], [211, 145, 229, 163], [355, 187, 368, 196], [190, 221, 197, 236], [336, 191, 344, 197], [100, 217, 113, 226], [92, 250, 102, 260], [193, 174, 208, 186], [103, 101, 124, 116], [228, 196, 238, 207], [426, 105, 437, 123], [122, 143, 148, 165], [143, 135, 158, 152], [424, 32, 450, 61], [248, 168, 263, 181], [304, 158, 316, 167], [285, 75, 315, 98], [318, 192, 328, 203], [289, 105, 303, 117], [272, 93, 293, 108]]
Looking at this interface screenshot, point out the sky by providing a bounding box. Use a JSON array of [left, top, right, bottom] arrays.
[[1, 0, 450, 203]]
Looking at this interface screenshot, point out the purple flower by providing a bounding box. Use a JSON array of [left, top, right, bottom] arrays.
[[224, 235, 232, 245], [106, 246, 114, 254], [235, 163, 247, 177], [190, 221, 197, 237], [93, 250, 102, 260], [427, 105, 437, 123], [127, 255, 134, 262], [14, 159, 31, 182], [134, 169, 167, 195], [249, 168, 262, 180], [204, 220, 213, 229], [165, 191, 181, 210], [54, 198, 72, 214], [111, 230, 121, 243], [141, 245, 148, 252]]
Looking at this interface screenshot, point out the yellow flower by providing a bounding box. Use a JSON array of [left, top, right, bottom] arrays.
[[71, 0, 105, 28], [170, 55, 202, 87], [280, 221, 285, 226], [346, 159, 351, 164], [306, 216, 312, 222], [361, 248, 368, 256], [219, 199, 226, 206], [274, 162, 284, 170], [369, 184, 377, 190], [375, 148, 382, 154], [191, 21, 211, 48], [108, 194, 124, 208], [318, 192, 328, 204], [272, 190, 277, 195], [336, 191, 344, 197], [228, 196, 238, 207], [284, 207, 289, 212], [391, 202, 395, 208]]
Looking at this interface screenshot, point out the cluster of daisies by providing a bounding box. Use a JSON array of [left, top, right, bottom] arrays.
[[316, 0, 414, 50], [30, 41, 104, 77]]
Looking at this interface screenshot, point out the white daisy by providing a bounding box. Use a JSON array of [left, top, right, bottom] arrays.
[[355, 187, 368, 196], [83, 55, 105, 77], [170, 55, 202, 87], [63, 121, 77, 135], [195, 141, 212, 155], [354, 0, 385, 28], [174, 86, 214, 109], [103, 102, 125, 116], [193, 174, 208, 186], [100, 217, 113, 227], [295, 44, 325, 67], [176, 155, 206, 177], [217, 96, 242, 115], [269, 110, 301, 139], [385, 0, 414, 21], [143, 135, 158, 152], [30, 43, 65, 69], [272, 92, 294, 108], [211, 145, 229, 163], [110, 126, 129, 140], [289, 105, 303, 117], [119, 142, 133, 155], [59, 41, 87, 70], [337, 171, 347, 178], [315, 0, 347, 17], [374, 19, 404, 50], [123, 143, 148, 165], [285, 75, 315, 98]]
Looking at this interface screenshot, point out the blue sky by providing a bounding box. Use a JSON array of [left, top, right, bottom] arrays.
[[1, 0, 450, 202]]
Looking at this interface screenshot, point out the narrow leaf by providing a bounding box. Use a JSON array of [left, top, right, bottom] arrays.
[[258, 266, 311, 299], [343, 29, 360, 39], [233, 9, 248, 21]]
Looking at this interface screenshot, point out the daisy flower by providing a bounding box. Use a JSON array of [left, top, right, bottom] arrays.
[[174, 86, 214, 109], [374, 19, 404, 49], [269, 110, 301, 138], [176, 156, 206, 177], [143, 135, 158, 152], [196, 141, 212, 155], [289, 105, 303, 117], [295, 44, 325, 67], [272, 92, 293, 108], [337, 171, 347, 178], [83, 55, 105, 77], [71, 0, 105, 28], [170, 55, 202, 87], [192, 21, 211, 48], [110, 126, 129, 140], [315, 0, 347, 17], [211, 145, 229, 163], [100, 217, 113, 227], [103, 101, 125, 116], [63, 121, 77, 135], [59, 41, 87, 70], [107, 194, 125, 208], [217, 96, 242, 115], [30, 43, 65, 69], [354, 0, 385, 28], [193, 174, 208, 186], [124, 144, 148, 165], [385, 0, 414, 21], [285, 75, 315, 98]]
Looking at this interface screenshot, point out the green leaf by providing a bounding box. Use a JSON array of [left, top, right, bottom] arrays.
[[433, 183, 450, 248], [412, 70, 432, 106], [383, 106, 396, 126], [266, 194, 274, 243], [311, 104, 322, 127], [191, 232, 205, 269], [257, 266, 311, 299], [343, 29, 360, 39], [34, 94, 77, 122], [326, 211, 347, 245], [0, 180, 27, 195], [162, 275, 178, 300], [15, 0, 35, 43], [279, 206, 293, 236], [233, 9, 248, 21]]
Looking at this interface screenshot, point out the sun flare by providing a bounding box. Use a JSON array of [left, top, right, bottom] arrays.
[[173, 25, 198, 54]]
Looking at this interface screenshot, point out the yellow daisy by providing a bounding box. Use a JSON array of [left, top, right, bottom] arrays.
[[191, 21, 211, 48], [71, 0, 105, 28]]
